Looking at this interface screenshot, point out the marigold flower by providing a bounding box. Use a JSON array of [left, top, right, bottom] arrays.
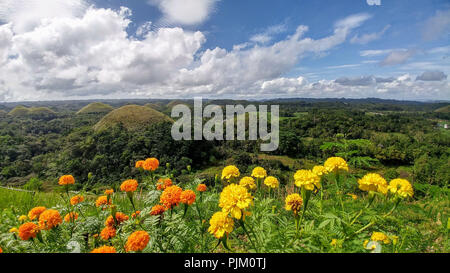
[[358, 173, 388, 195], [95, 195, 112, 208], [219, 184, 253, 220], [91, 246, 116, 253], [70, 195, 84, 206], [135, 160, 145, 169], [330, 239, 338, 247], [371, 232, 391, 244], [312, 165, 328, 177], [125, 231, 150, 252], [143, 158, 159, 171], [347, 193, 358, 200], [239, 176, 256, 190], [28, 206, 46, 220], [294, 170, 321, 191], [221, 165, 240, 180], [208, 211, 234, 239], [59, 175, 75, 185], [120, 179, 138, 192], [18, 222, 39, 241], [9, 227, 18, 233], [39, 209, 62, 230], [0, 247, 2, 253], [150, 205, 166, 216], [180, 190, 196, 205], [197, 184, 207, 192], [64, 212, 79, 223], [160, 185, 183, 209], [100, 226, 116, 240], [388, 178, 414, 198], [18, 215, 28, 222], [105, 212, 129, 227], [285, 193, 303, 216], [251, 166, 267, 179], [264, 176, 279, 189], [104, 189, 114, 195], [324, 157, 349, 173], [132, 211, 141, 218], [156, 178, 173, 191]]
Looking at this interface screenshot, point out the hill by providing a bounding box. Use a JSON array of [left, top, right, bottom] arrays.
[[435, 105, 450, 113], [76, 102, 114, 115], [93, 105, 173, 131]]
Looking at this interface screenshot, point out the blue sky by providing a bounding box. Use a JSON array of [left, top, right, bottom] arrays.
[[0, 0, 448, 101]]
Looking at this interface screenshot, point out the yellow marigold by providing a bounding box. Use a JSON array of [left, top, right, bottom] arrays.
[[95, 196, 112, 208], [28, 206, 46, 221], [208, 211, 234, 239], [150, 204, 166, 216], [285, 193, 303, 216], [91, 246, 116, 253], [264, 176, 279, 189], [38, 209, 62, 230], [143, 157, 159, 171], [324, 157, 349, 173], [70, 195, 84, 206], [156, 178, 173, 191], [371, 232, 391, 244], [18, 215, 28, 222], [358, 173, 388, 195], [294, 170, 321, 191], [330, 239, 337, 247], [131, 211, 141, 218], [239, 176, 256, 190], [125, 231, 150, 252], [120, 179, 138, 192], [100, 226, 116, 240], [9, 227, 19, 233], [219, 184, 253, 220], [180, 190, 196, 205], [251, 166, 267, 179], [135, 160, 145, 169], [197, 184, 207, 192], [221, 165, 240, 180], [58, 175, 75, 185], [388, 178, 414, 198], [18, 222, 39, 241], [312, 165, 328, 177], [160, 185, 183, 209], [347, 193, 358, 200], [64, 212, 79, 223], [104, 189, 114, 195], [105, 212, 129, 227], [363, 240, 369, 248]]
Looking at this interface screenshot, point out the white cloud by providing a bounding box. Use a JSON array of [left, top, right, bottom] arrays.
[[380, 50, 415, 66], [416, 71, 447, 81], [350, 24, 390, 44], [148, 0, 218, 25], [366, 0, 381, 6], [421, 9, 450, 41], [250, 23, 288, 44]]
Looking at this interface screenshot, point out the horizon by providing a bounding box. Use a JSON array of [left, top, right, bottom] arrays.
[[0, 0, 449, 101]]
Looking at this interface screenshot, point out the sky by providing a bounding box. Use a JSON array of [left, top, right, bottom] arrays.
[[0, 0, 449, 102]]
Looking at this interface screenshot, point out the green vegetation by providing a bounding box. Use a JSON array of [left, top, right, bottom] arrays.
[[76, 102, 114, 115]]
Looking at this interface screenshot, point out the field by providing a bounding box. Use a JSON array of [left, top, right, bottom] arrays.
[[0, 99, 449, 253]]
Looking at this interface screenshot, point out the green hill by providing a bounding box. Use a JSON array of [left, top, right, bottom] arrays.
[[166, 100, 192, 110], [93, 105, 173, 131], [76, 102, 114, 115], [8, 106, 56, 119], [435, 105, 450, 113], [8, 106, 30, 117], [0, 110, 7, 117], [144, 103, 165, 111]]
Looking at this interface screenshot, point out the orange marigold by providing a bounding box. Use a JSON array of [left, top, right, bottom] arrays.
[[105, 212, 129, 227], [64, 212, 79, 223], [39, 209, 62, 230], [180, 190, 196, 205], [58, 175, 75, 185], [70, 195, 84, 206], [132, 211, 141, 218], [120, 179, 138, 192], [104, 189, 114, 195], [135, 160, 145, 169], [125, 231, 150, 252], [150, 205, 166, 216], [91, 246, 116, 253], [28, 206, 46, 220], [100, 226, 116, 240], [95, 196, 112, 208], [18, 222, 39, 241], [143, 158, 159, 171], [160, 185, 183, 209], [197, 184, 207, 192], [0, 247, 2, 253], [156, 178, 173, 190]]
